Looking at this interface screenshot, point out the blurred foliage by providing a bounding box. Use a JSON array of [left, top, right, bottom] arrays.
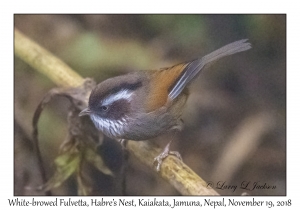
[[14, 14, 285, 195]]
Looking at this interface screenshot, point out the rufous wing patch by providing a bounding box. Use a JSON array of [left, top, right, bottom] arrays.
[[145, 63, 187, 112]]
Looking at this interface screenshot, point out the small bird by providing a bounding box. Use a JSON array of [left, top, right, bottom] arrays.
[[79, 39, 251, 170]]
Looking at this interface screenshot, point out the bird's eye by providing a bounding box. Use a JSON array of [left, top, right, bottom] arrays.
[[101, 106, 109, 111]]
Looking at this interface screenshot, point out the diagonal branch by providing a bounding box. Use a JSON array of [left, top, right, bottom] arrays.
[[14, 28, 219, 195], [14, 29, 83, 88]]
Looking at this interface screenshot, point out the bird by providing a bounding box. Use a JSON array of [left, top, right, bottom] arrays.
[[79, 39, 251, 170]]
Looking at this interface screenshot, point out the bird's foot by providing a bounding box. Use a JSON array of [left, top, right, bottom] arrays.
[[153, 140, 182, 171]]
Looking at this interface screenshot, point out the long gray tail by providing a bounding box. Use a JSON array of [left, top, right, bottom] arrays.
[[169, 39, 251, 100]]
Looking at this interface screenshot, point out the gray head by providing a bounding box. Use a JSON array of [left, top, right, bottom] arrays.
[[79, 73, 144, 138]]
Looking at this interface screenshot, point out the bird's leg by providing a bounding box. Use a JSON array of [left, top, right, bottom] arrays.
[[117, 139, 128, 150], [153, 139, 182, 171]]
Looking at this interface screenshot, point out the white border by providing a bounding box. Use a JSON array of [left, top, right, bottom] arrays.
[[2, 0, 299, 209]]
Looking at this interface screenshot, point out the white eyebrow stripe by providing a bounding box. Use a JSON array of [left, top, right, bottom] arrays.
[[102, 89, 134, 106]]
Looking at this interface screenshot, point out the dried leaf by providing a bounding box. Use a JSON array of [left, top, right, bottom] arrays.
[[84, 147, 114, 176], [34, 79, 113, 195], [40, 146, 80, 191], [76, 170, 92, 196]]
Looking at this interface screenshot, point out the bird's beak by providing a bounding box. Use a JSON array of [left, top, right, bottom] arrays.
[[79, 108, 91, 117]]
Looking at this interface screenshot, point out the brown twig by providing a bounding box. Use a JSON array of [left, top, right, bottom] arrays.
[[31, 90, 61, 195]]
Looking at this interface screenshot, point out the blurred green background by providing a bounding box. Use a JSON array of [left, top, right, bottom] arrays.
[[14, 14, 286, 195]]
